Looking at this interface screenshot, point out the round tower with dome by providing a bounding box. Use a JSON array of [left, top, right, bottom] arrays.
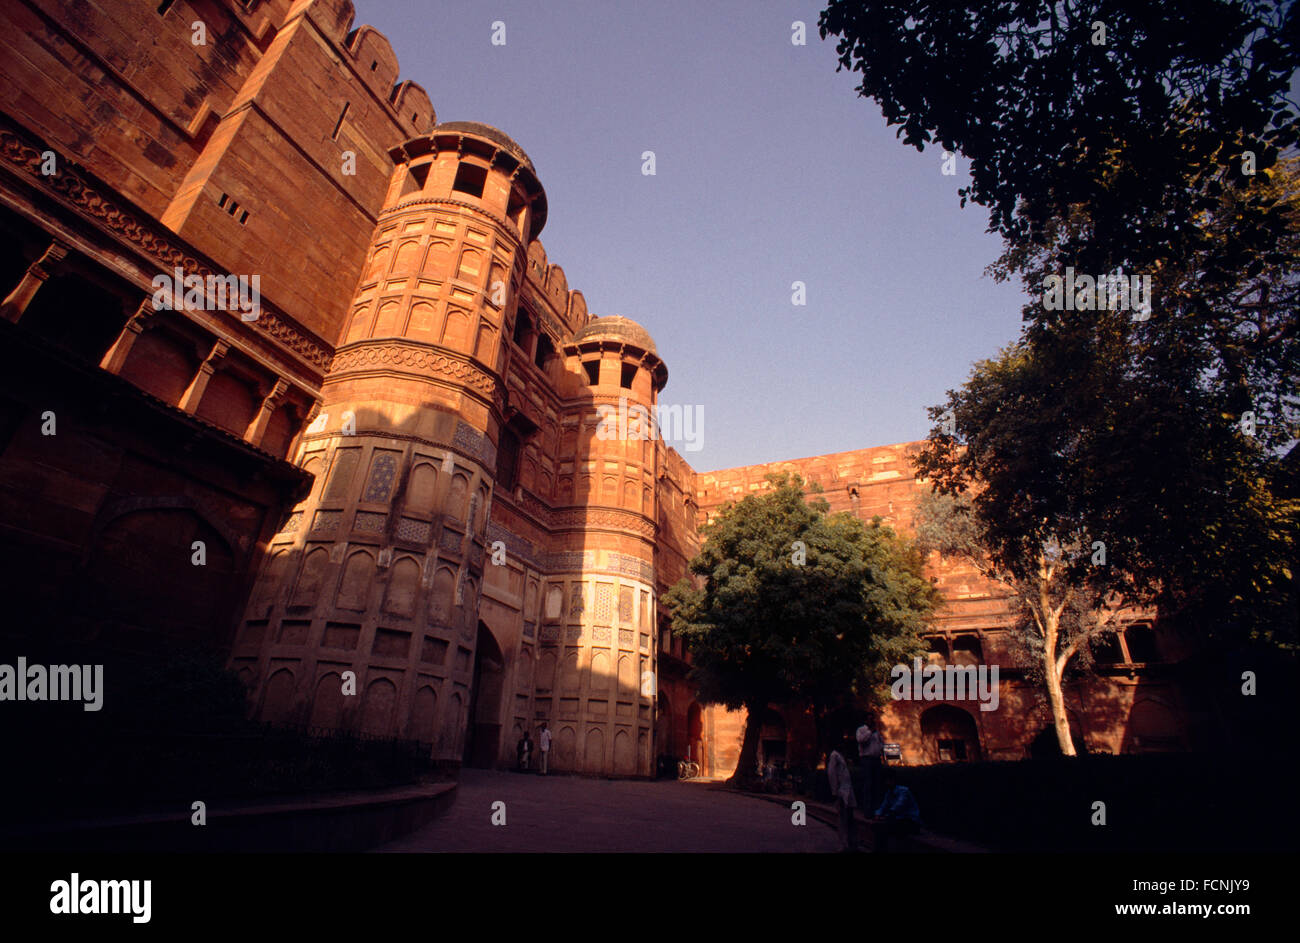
[[523, 314, 669, 775], [237, 122, 547, 765]]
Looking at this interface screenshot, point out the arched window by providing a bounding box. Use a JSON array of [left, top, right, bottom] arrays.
[[920, 705, 982, 763]]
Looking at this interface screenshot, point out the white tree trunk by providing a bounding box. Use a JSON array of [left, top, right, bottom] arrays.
[[1042, 606, 1077, 756]]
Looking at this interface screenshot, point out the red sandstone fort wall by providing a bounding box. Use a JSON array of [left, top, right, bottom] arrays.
[[0, 0, 1206, 777]]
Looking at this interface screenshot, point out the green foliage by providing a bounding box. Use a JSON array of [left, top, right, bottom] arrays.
[[914, 490, 1119, 682], [822, 0, 1300, 648], [662, 473, 938, 716], [915, 162, 1300, 646], [818, 0, 1300, 270]]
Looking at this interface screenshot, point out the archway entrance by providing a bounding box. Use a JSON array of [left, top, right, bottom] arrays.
[[919, 705, 982, 763], [463, 622, 505, 768], [656, 690, 674, 757], [686, 702, 704, 771]]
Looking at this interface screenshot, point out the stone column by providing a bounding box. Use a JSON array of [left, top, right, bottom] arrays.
[[1, 241, 68, 322], [178, 339, 229, 413], [99, 299, 156, 374], [244, 378, 290, 448]]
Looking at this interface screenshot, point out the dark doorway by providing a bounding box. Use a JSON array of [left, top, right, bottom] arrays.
[[686, 702, 704, 769], [463, 621, 505, 767], [920, 705, 983, 763], [656, 690, 673, 756]]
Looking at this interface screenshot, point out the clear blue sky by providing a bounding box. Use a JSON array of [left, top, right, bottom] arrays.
[[362, 0, 1028, 471]]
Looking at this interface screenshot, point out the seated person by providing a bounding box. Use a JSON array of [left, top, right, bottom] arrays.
[[869, 768, 921, 852]]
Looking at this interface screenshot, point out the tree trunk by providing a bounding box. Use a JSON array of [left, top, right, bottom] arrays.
[[1042, 609, 1077, 756], [730, 702, 764, 785]]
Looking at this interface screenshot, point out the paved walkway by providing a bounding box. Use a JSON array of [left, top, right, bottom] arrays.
[[374, 769, 840, 853]]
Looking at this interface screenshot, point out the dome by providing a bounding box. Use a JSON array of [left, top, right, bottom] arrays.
[[432, 121, 534, 170], [572, 316, 658, 355]]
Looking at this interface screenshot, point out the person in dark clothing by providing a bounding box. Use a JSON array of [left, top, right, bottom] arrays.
[[855, 716, 884, 810], [869, 768, 921, 852], [516, 730, 533, 771]]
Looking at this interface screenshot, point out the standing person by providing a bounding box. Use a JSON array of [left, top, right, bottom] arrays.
[[855, 716, 884, 811], [827, 737, 858, 852], [516, 730, 533, 771], [538, 721, 552, 775]]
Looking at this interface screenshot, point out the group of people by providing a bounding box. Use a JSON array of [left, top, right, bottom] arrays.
[[515, 722, 553, 774], [826, 717, 922, 852]]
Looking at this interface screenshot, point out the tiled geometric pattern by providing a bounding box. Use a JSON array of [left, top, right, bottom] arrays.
[[592, 626, 611, 644], [486, 522, 536, 564], [539, 624, 561, 642], [454, 420, 497, 468], [364, 451, 399, 503], [568, 583, 585, 618], [396, 517, 431, 543], [439, 528, 462, 553], [607, 552, 654, 582], [543, 550, 596, 573], [354, 511, 386, 533], [618, 629, 634, 649], [594, 583, 614, 625], [280, 511, 302, 534], [618, 585, 634, 623], [311, 510, 341, 533], [565, 626, 582, 642]]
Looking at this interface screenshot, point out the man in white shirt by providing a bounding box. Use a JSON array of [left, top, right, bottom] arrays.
[[856, 717, 884, 811], [827, 738, 858, 852], [539, 721, 552, 775]]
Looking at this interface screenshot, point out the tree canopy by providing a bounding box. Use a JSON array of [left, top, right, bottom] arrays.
[[823, 0, 1300, 648], [818, 0, 1300, 272], [662, 473, 937, 777]]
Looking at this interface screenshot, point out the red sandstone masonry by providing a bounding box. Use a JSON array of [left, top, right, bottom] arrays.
[[0, 0, 1200, 778]]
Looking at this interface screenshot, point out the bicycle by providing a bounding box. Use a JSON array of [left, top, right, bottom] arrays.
[[677, 747, 701, 780]]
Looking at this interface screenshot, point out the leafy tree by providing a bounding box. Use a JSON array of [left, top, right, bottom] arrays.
[[818, 0, 1300, 272], [913, 486, 1124, 756], [915, 322, 1297, 752], [822, 0, 1300, 658], [661, 473, 937, 782]]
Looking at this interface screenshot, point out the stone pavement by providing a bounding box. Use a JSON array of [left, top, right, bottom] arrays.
[[373, 769, 841, 852], [734, 788, 990, 853]]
